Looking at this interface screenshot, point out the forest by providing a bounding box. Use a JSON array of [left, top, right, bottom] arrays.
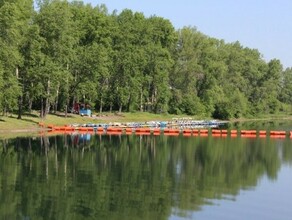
[[0, 0, 292, 120]]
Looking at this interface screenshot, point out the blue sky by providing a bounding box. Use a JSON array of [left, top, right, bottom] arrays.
[[82, 0, 292, 69]]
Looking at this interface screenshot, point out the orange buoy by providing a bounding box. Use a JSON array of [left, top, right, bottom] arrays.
[[47, 124, 55, 130], [199, 129, 208, 137], [136, 128, 151, 133], [221, 130, 228, 134], [241, 130, 257, 135], [153, 128, 161, 134], [54, 126, 62, 131], [270, 131, 286, 136], [107, 127, 123, 132], [183, 129, 192, 134], [230, 130, 237, 134], [200, 129, 208, 134], [65, 127, 75, 131], [164, 128, 180, 134], [125, 128, 132, 133], [163, 128, 170, 133], [212, 129, 221, 134], [78, 127, 88, 132], [96, 130, 104, 135]]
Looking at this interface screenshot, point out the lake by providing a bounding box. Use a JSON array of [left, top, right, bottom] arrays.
[[0, 121, 292, 219]]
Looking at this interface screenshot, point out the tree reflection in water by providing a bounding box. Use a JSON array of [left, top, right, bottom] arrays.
[[0, 134, 291, 220]]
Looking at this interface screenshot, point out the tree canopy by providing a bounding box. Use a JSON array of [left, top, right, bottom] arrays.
[[0, 0, 291, 119]]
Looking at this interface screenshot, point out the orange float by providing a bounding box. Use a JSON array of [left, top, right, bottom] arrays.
[[107, 127, 123, 132], [96, 127, 104, 132], [135, 128, 151, 133], [212, 129, 221, 134], [221, 130, 228, 134], [241, 130, 257, 135], [270, 131, 286, 136], [199, 129, 208, 134], [183, 129, 192, 134], [230, 130, 237, 134], [164, 128, 180, 134]]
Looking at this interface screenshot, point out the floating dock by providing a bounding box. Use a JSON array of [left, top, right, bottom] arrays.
[[43, 123, 292, 139]]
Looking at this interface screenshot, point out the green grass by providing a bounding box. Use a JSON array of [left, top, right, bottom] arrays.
[[1, 110, 292, 139], [0, 111, 191, 132]]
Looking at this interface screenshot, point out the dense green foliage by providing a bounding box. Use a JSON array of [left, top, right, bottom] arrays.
[[0, 0, 291, 119]]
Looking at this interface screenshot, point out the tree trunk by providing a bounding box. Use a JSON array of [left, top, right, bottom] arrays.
[[4, 104, 7, 116], [65, 104, 68, 118], [119, 104, 122, 113], [28, 98, 32, 113], [127, 94, 131, 112], [43, 79, 51, 118], [109, 104, 112, 113], [16, 66, 19, 79], [44, 96, 50, 118], [99, 97, 103, 114], [40, 98, 44, 119], [17, 67, 22, 119], [17, 95, 22, 119], [54, 84, 59, 113], [140, 88, 143, 112]]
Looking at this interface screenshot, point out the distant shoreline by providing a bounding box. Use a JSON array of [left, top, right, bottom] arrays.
[[1, 112, 292, 137]]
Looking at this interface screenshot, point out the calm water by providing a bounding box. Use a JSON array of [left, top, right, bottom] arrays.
[[1, 122, 292, 219]]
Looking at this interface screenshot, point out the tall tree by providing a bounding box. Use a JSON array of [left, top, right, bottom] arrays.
[[0, 0, 33, 116], [35, 0, 77, 118], [170, 27, 205, 115]]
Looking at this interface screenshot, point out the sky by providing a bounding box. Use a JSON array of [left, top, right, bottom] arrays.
[[81, 0, 292, 69]]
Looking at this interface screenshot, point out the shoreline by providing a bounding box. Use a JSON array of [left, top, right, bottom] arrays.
[[1, 112, 292, 137]]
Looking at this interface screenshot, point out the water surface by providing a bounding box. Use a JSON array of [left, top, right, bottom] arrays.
[[0, 125, 292, 219]]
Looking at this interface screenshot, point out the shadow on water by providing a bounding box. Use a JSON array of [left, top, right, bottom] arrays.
[[0, 131, 292, 220]]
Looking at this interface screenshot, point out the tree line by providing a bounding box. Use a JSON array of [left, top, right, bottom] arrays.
[[0, 0, 292, 119]]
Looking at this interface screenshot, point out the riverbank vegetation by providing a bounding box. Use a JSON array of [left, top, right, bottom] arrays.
[[0, 111, 188, 133], [1, 0, 292, 121]]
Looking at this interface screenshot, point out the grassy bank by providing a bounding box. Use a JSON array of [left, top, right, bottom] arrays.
[[1, 111, 291, 138], [0, 111, 191, 133]]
